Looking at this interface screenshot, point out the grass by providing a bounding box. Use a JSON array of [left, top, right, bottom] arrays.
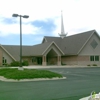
[[0, 68, 62, 80]]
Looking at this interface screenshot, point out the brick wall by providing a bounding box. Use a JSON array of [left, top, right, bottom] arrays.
[[61, 56, 78, 65], [0, 48, 2, 66], [77, 56, 90, 65], [61, 56, 90, 65], [47, 57, 57, 65], [77, 56, 89, 61], [23, 57, 33, 65]]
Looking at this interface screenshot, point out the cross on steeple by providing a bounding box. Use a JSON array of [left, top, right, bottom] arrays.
[[59, 11, 67, 39]]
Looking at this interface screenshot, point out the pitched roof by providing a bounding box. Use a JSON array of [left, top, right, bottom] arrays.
[[44, 30, 96, 55], [2, 30, 98, 60], [2, 42, 51, 60], [23, 42, 52, 56]]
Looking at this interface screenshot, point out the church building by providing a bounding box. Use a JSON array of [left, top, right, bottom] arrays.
[[0, 12, 100, 66]]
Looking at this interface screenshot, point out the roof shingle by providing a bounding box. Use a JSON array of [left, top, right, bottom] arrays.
[[44, 30, 96, 55], [2, 30, 97, 61]]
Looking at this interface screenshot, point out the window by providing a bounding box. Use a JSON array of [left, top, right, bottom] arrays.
[[5, 59, 7, 63], [90, 56, 94, 61], [95, 56, 99, 61], [2, 59, 5, 63], [32, 57, 37, 63], [32, 58, 34, 63], [90, 56, 99, 61], [2, 57, 7, 65], [90, 39, 98, 49]]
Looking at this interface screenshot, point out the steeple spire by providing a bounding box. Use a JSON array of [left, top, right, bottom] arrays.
[[59, 11, 67, 39]]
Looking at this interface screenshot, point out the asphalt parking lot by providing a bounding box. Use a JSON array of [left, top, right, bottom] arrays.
[[0, 67, 100, 100]]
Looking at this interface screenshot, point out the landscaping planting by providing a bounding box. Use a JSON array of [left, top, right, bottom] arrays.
[[0, 68, 62, 80]]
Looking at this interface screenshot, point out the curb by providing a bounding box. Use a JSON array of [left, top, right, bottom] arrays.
[[0, 76, 66, 82]]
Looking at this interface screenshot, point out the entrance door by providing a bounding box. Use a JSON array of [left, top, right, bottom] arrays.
[[37, 57, 42, 65]]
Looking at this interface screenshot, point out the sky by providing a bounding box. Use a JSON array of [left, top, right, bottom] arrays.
[[0, 0, 100, 45]]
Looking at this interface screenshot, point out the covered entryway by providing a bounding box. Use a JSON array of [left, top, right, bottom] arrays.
[[42, 42, 64, 66], [46, 49, 57, 65]]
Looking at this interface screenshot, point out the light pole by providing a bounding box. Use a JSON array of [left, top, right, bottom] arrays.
[[12, 14, 29, 68]]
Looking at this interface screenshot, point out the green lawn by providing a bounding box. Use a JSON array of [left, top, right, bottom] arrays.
[[0, 68, 62, 80]]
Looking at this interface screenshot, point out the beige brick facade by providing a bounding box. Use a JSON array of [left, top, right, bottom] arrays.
[[77, 56, 89, 61], [23, 56, 40, 65], [23, 57, 32, 65], [61, 56, 78, 65], [77, 56, 90, 65], [42, 56, 46, 66], [61, 56, 90, 65], [22, 55, 100, 66], [0, 48, 2, 66]]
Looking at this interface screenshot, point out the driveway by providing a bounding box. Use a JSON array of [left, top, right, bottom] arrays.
[[0, 67, 100, 100]]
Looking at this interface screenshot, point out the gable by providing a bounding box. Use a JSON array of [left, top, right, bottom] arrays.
[[60, 30, 94, 55], [0, 45, 16, 61], [79, 32, 100, 55], [0, 45, 15, 64], [43, 30, 95, 55], [42, 42, 64, 56]]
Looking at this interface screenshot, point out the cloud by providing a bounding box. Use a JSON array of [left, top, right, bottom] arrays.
[[0, 16, 56, 37], [52, 0, 100, 36], [31, 19, 56, 34], [0, 0, 61, 37], [0, 20, 41, 36], [0, 0, 100, 40], [0, 16, 44, 36]]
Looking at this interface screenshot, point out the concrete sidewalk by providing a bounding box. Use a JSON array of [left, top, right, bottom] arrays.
[[3, 65, 98, 69], [23, 65, 89, 69], [23, 65, 83, 69]]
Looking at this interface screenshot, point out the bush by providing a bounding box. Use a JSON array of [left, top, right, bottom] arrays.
[[4, 63, 10, 67], [87, 64, 91, 66], [10, 61, 20, 66], [93, 64, 97, 66], [22, 60, 29, 66], [10, 60, 29, 67]]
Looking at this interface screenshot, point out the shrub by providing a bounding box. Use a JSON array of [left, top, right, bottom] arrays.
[[10, 60, 29, 67], [87, 64, 91, 66], [4, 63, 10, 67], [22, 60, 29, 66], [10, 61, 20, 66], [93, 64, 97, 66]]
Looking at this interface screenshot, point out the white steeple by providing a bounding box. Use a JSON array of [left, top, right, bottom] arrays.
[[59, 11, 67, 39]]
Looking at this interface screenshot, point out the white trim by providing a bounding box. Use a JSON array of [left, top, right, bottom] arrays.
[[0, 45, 16, 61], [53, 42, 64, 55], [42, 41, 64, 55], [42, 37, 47, 43], [77, 30, 96, 54]]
